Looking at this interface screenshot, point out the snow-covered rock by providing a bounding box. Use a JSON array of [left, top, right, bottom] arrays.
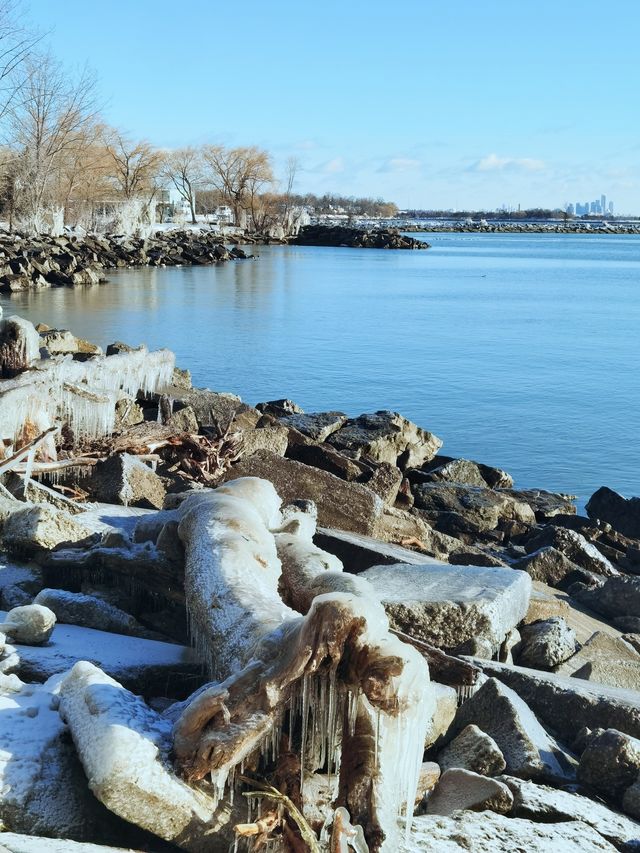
[[0, 673, 117, 840], [0, 611, 200, 696], [58, 662, 239, 852]]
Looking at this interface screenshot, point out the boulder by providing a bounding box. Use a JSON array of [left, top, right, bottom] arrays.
[[0, 604, 56, 644], [623, 779, 640, 821], [502, 775, 640, 852], [177, 388, 259, 431], [523, 581, 573, 624], [313, 526, 439, 574], [286, 441, 365, 481], [1, 612, 200, 698], [1, 505, 94, 556], [513, 546, 587, 587], [427, 682, 459, 749], [58, 662, 239, 852], [360, 562, 531, 652], [0, 315, 40, 377], [39, 329, 78, 354], [411, 455, 514, 489], [255, 398, 303, 417], [225, 450, 384, 535], [451, 677, 576, 784], [238, 425, 289, 457], [0, 836, 137, 852], [86, 453, 166, 510], [501, 488, 576, 519], [412, 482, 535, 535], [409, 810, 619, 852], [33, 588, 156, 639], [425, 768, 513, 816], [472, 659, 640, 743], [579, 728, 640, 803], [278, 410, 346, 442], [556, 631, 640, 692], [517, 618, 578, 669], [524, 526, 617, 577], [327, 410, 442, 469], [587, 487, 640, 539], [572, 576, 640, 621], [437, 724, 506, 776]]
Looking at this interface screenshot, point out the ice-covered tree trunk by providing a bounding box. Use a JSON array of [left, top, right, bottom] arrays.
[[173, 478, 435, 850]]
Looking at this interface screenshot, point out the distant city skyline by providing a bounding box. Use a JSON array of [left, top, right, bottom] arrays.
[[25, 0, 640, 213]]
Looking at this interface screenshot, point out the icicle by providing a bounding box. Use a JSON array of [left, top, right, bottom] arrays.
[[300, 672, 309, 791], [23, 445, 36, 492]]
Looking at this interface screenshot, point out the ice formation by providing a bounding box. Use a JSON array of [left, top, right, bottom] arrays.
[[174, 477, 435, 850], [0, 316, 175, 454], [0, 604, 57, 645]]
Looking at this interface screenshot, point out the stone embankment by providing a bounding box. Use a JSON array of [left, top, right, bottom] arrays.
[[0, 230, 251, 293], [293, 224, 430, 249], [2, 315, 640, 851], [403, 220, 640, 234]]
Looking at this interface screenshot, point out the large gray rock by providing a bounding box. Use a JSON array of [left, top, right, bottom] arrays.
[[425, 768, 513, 816], [579, 728, 640, 803], [556, 631, 640, 691], [327, 410, 442, 469], [408, 810, 619, 852], [360, 562, 531, 652], [86, 453, 166, 510], [513, 546, 586, 586], [33, 588, 156, 639], [279, 410, 346, 442], [500, 488, 576, 519], [177, 388, 259, 431], [517, 617, 578, 669], [0, 836, 136, 852], [238, 425, 289, 457], [225, 450, 385, 535], [524, 526, 617, 577], [502, 775, 640, 852], [473, 658, 640, 742], [623, 779, 640, 821], [410, 455, 514, 489], [572, 576, 640, 620], [314, 526, 439, 573], [0, 315, 40, 376], [452, 677, 576, 783], [2, 505, 94, 556], [587, 487, 640, 539], [412, 482, 535, 535], [437, 724, 506, 776], [58, 662, 239, 852]]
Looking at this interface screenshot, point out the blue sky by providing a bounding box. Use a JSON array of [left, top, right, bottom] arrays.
[[26, 0, 639, 211]]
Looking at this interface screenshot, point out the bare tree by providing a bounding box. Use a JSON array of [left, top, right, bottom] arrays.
[[160, 146, 203, 224], [8, 53, 99, 231], [105, 129, 161, 200], [0, 0, 39, 122], [202, 144, 273, 228]]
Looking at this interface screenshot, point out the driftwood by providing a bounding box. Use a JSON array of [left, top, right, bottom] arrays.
[[0, 427, 58, 477], [169, 478, 434, 851]]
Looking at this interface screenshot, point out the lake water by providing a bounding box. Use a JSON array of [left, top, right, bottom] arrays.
[[2, 232, 639, 509]]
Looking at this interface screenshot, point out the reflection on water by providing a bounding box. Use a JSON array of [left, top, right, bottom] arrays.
[[2, 232, 640, 508]]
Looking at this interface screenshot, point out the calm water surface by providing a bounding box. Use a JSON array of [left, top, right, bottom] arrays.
[[2, 232, 639, 509]]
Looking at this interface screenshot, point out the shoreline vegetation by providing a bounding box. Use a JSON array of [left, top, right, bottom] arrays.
[[1, 312, 640, 850]]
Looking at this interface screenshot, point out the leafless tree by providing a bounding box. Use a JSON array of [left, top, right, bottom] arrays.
[[202, 144, 273, 228], [8, 53, 99, 231], [0, 0, 39, 123], [160, 146, 203, 224], [105, 130, 161, 200]]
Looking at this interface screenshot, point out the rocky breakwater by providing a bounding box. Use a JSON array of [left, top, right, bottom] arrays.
[[2, 318, 640, 850], [417, 220, 640, 235], [0, 229, 251, 294], [293, 224, 430, 249]]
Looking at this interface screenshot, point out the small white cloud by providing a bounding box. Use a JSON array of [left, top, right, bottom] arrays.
[[323, 157, 345, 174], [379, 157, 422, 173], [469, 153, 546, 173]]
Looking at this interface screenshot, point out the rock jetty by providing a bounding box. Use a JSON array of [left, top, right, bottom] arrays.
[[1, 314, 640, 851], [294, 224, 430, 249], [0, 230, 251, 293]]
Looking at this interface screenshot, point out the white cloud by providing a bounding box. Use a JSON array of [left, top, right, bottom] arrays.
[[323, 157, 345, 174], [379, 157, 422, 173], [469, 153, 546, 173]]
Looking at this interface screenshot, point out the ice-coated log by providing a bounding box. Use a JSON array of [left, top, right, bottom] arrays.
[[174, 477, 436, 850]]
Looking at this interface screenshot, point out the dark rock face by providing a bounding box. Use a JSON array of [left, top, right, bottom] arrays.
[[523, 526, 617, 577], [578, 728, 640, 802], [412, 482, 535, 535], [587, 487, 640, 539], [293, 224, 430, 249], [512, 547, 586, 587], [572, 576, 640, 620], [85, 453, 166, 510], [0, 230, 249, 293]]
